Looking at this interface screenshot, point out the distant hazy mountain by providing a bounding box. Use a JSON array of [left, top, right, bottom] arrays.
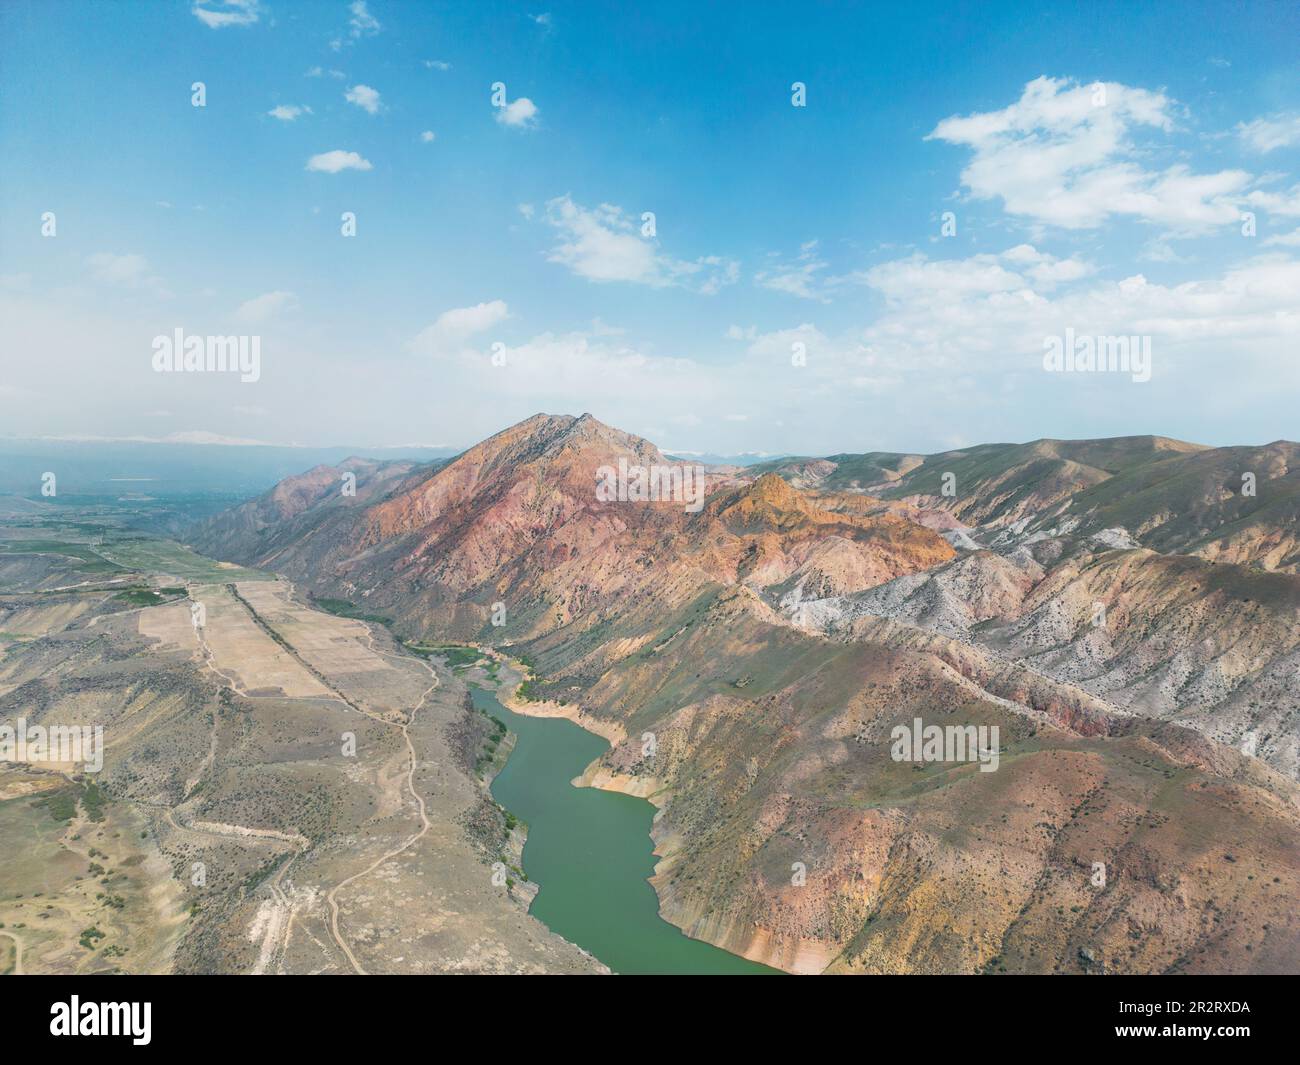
[[664, 450, 789, 467], [0, 438, 457, 500]]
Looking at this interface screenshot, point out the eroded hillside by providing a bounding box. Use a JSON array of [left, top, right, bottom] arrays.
[[189, 414, 1300, 973]]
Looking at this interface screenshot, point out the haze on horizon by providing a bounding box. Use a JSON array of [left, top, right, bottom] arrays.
[[2, 0, 1299, 458]]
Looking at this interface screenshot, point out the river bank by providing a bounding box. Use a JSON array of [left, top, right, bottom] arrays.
[[460, 651, 779, 975]]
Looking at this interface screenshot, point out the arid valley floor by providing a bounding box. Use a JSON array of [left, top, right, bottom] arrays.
[[0, 508, 602, 974]]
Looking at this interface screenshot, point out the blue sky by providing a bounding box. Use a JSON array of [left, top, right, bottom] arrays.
[[2, 0, 1298, 456]]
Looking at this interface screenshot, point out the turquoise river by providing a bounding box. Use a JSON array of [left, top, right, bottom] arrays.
[[473, 686, 779, 975]]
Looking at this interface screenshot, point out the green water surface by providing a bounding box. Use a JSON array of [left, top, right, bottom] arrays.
[[474, 686, 778, 975]]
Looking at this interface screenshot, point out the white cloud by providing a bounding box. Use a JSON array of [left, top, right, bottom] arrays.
[[11, 241, 1299, 454], [1244, 182, 1300, 218], [531, 13, 553, 27], [542, 195, 738, 293], [268, 104, 311, 121], [752, 230, 1084, 312], [345, 84, 382, 114], [1139, 239, 1189, 264], [1263, 227, 1300, 247], [755, 241, 830, 301], [192, 0, 259, 29], [685, 249, 1300, 447], [495, 97, 539, 129], [349, 0, 381, 38], [411, 300, 510, 355], [306, 150, 373, 172], [234, 290, 297, 323], [306, 66, 346, 79], [544, 199, 662, 283], [741, 322, 830, 363], [695, 256, 740, 296], [850, 247, 1300, 391], [412, 326, 731, 434], [999, 244, 1094, 288], [928, 76, 1249, 231], [420, 130, 436, 143], [1238, 113, 1300, 153], [424, 59, 452, 71], [856, 252, 1025, 301]]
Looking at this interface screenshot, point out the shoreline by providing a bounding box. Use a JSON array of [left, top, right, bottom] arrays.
[[458, 643, 813, 974]]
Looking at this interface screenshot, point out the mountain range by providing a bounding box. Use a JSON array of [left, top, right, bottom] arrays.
[[191, 413, 1300, 973]]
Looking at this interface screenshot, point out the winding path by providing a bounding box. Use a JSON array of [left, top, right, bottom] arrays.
[[176, 579, 441, 975], [324, 628, 438, 975]]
